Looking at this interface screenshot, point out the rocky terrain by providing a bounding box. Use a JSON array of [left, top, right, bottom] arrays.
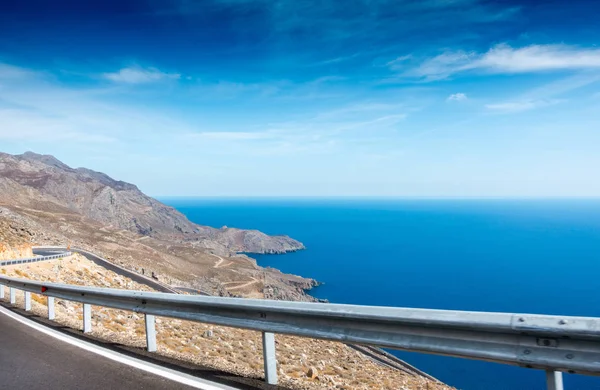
[[0, 214, 34, 260], [0, 255, 452, 390], [0, 151, 315, 301], [0, 152, 304, 254]]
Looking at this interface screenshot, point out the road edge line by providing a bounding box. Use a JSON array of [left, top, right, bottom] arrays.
[[0, 305, 237, 390]]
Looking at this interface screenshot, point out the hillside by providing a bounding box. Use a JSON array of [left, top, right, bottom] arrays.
[[0, 152, 303, 254], [0, 151, 314, 301]]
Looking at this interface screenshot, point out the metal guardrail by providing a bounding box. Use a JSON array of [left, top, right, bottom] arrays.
[[0, 276, 598, 389], [68, 247, 179, 294], [0, 251, 72, 267]]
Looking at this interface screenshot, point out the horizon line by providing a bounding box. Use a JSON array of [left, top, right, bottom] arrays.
[[153, 195, 600, 200]]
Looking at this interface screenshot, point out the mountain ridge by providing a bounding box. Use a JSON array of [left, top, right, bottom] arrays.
[[0, 151, 304, 255]]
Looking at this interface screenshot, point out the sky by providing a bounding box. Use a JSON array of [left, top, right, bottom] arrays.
[[1, 0, 600, 197]]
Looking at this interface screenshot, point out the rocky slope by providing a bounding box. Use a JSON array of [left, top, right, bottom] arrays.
[[0, 151, 314, 301], [0, 213, 34, 259], [0, 152, 304, 255]]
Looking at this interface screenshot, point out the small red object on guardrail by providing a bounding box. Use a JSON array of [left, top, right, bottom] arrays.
[[41, 286, 48, 293]]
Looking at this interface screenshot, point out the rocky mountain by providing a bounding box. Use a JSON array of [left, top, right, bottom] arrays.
[[0, 152, 304, 254]]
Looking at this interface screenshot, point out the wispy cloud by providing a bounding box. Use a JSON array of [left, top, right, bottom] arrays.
[[447, 93, 468, 102], [402, 44, 600, 81], [0, 63, 39, 80], [483, 72, 600, 114], [485, 99, 564, 113], [182, 131, 276, 141], [313, 53, 361, 66], [0, 62, 193, 145], [103, 66, 180, 84], [315, 102, 404, 120], [152, 0, 520, 71], [386, 55, 413, 69]]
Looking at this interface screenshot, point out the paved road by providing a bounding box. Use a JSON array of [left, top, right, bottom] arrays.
[[0, 311, 195, 390]]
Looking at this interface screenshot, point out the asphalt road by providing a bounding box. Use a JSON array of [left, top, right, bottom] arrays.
[[0, 312, 195, 390]]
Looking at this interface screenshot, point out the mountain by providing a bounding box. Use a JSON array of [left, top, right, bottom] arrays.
[[0, 152, 304, 254], [0, 151, 315, 301]]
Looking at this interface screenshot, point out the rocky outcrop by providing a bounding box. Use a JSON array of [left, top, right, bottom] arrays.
[[0, 211, 34, 260], [205, 227, 305, 254], [0, 152, 304, 254]]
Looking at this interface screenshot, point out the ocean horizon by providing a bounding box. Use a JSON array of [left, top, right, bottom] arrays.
[[161, 197, 600, 390]]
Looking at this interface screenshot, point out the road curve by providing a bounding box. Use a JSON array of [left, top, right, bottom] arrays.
[[0, 308, 196, 390], [34, 246, 179, 293], [0, 248, 72, 267]]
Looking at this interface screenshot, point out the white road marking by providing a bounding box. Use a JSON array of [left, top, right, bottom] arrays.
[[0, 306, 239, 390]]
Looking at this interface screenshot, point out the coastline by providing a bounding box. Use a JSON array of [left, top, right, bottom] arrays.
[[237, 251, 326, 302]]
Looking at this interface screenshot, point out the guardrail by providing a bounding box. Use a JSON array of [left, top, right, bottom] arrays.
[[0, 250, 72, 267], [0, 276, 598, 389]]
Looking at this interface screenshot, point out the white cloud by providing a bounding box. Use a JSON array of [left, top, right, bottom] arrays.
[[103, 66, 180, 84], [447, 93, 468, 102], [404, 44, 600, 80], [485, 99, 563, 113]]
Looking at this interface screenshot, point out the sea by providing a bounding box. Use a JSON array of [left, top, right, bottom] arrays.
[[160, 198, 600, 390]]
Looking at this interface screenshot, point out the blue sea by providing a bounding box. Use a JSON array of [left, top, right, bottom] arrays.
[[160, 198, 600, 390]]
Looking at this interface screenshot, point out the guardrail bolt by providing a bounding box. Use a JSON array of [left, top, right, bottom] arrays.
[[524, 349, 531, 355], [518, 317, 525, 322], [566, 354, 574, 360], [559, 319, 568, 325]]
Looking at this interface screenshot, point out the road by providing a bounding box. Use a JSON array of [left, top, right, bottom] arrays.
[[0, 310, 195, 390]]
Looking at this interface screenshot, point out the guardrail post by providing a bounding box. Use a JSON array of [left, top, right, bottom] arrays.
[[546, 371, 563, 390], [262, 331, 278, 385], [0, 284, 4, 299], [48, 297, 55, 320], [145, 314, 157, 352], [83, 303, 92, 333], [9, 288, 15, 304], [24, 291, 31, 311]]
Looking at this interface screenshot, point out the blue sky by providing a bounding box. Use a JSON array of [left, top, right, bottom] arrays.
[[1, 0, 600, 197]]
